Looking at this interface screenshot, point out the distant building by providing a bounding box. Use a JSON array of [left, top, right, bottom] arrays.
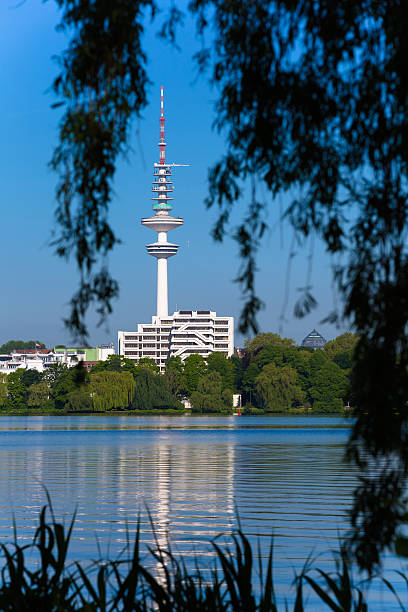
[[0, 343, 115, 374], [54, 344, 114, 362], [119, 310, 234, 372], [301, 329, 327, 349]]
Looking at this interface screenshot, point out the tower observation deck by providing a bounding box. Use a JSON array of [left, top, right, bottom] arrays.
[[141, 86, 187, 318], [118, 88, 234, 371]]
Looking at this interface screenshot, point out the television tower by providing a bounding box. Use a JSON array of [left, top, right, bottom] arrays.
[[141, 87, 187, 318]]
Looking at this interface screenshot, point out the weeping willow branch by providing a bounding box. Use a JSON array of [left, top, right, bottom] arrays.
[[50, 0, 158, 339]]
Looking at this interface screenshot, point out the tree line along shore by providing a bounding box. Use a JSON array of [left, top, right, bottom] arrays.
[[0, 333, 356, 414]]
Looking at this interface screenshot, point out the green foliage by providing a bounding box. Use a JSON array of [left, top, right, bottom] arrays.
[[309, 349, 329, 374], [242, 363, 260, 395], [27, 381, 50, 408], [324, 333, 358, 360], [49, 0, 408, 570], [50, 0, 160, 338], [132, 369, 182, 411], [51, 363, 89, 410], [164, 356, 186, 397], [43, 362, 68, 386], [21, 369, 42, 389], [91, 354, 138, 376], [65, 388, 92, 412], [308, 361, 349, 413], [190, 371, 231, 413], [135, 357, 160, 375], [0, 340, 45, 354], [207, 352, 235, 390], [190, 0, 408, 569], [221, 388, 233, 408], [229, 354, 243, 391], [89, 371, 135, 411], [0, 374, 7, 407], [333, 350, 354, 371], [0, 502, 386, 611], [183, 354, 207, 395], [255, 363, 305, 412], [245, 333, 295, 356], [240, 334, 351, 413], [5, 370, 27, 410]]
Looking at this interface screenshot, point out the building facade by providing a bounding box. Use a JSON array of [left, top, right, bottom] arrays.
[[119, 310, 234, 371], [118, 88, 234, 370], [0, 344, 115, 374]]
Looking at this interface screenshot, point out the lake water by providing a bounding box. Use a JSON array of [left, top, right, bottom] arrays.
[[0, 414, 405, 609]]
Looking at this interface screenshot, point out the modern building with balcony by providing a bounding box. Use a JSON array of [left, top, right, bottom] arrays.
[[118, 310, 234, 371]]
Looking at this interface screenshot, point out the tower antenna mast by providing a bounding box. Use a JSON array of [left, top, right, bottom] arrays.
[[141, 87, 188, 319]]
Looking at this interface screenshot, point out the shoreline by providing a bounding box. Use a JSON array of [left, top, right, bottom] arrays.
[[0, 409, 351, 417]]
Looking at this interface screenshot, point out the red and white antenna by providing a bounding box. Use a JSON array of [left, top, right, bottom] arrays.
[[159, 85, 166, 165]]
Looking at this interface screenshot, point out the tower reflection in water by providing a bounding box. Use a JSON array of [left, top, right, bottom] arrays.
[[0, 424, 237, 566]]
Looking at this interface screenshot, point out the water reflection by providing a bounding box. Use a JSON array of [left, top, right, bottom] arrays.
[[0, 416, 402, 609]]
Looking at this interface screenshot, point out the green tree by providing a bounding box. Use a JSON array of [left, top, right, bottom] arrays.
[[51, 363, 89, 410], [90, 354, 137, 375], [89, 371, 135, 411], [28, 381, 50, 408], [324, 333, 358, 360], [164, 356, 186, 397], [308, 350, 329, 376], [183, 355, 207, 395], [308, 361, 350, 413], [43, 362, 68, 386], [255, 345, 286, 369], [65, 388, 92, 412], [241, 363, 260, 406], [5, 370, 27, 410], [207, 352, 234, 390], [132, 369, 182, 411], [21, 369, 42, 389], [229, 354, 243, 391], [0, 373, 7, 407], [0, 340, 46, 354], [245, 333, 295, 357], [190, 371, 231, 413], [135, 358, 160, 375], [333, 350, 354, 371], [255, 363, 305, 412]]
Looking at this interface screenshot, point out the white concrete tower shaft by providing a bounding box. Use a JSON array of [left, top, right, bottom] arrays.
[[141, 87, 187, 318]]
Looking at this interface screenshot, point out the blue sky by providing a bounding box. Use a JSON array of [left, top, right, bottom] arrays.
[[0, 1, 349, 348]]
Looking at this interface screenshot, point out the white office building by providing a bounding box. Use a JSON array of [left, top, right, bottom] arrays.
[[118, 310, 233, 370], [118, 88, 234, 370]]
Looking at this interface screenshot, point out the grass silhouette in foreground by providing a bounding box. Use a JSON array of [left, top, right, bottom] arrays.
[[1, 502, 405, 611]]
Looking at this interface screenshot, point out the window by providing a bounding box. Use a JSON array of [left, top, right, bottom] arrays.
[[124, 335, 138, 340], [124, 343, 138, 348]]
